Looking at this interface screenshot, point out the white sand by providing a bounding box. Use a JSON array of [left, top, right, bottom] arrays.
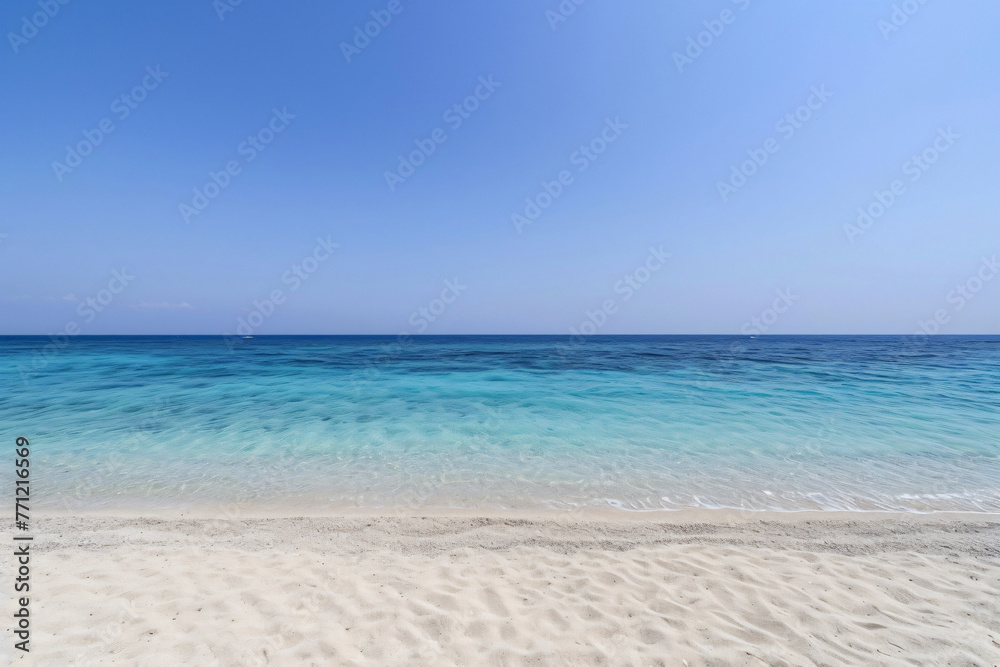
[[9, 512, 1000, 665]]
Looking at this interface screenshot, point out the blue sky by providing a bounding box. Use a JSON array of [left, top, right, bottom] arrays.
[[1, 0, 998, 334]]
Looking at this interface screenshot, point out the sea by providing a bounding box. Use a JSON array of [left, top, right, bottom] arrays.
[[2, 335, 998, 514]]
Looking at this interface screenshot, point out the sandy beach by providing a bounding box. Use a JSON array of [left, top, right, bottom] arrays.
[[11, 511, 1000, 666]]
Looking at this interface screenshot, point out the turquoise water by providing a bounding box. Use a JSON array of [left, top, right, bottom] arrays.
[[2, 335, 999, 513]]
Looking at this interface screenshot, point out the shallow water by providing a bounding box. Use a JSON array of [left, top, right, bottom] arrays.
[[3, 335, 998, 513]]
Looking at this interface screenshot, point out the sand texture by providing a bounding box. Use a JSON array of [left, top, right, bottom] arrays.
[[7, 514, 1000, 666]]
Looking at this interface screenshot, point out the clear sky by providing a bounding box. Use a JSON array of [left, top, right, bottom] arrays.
[[1, 0, 998, 335]]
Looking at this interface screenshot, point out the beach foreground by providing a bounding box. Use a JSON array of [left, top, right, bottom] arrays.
[[17, 513, 1000, 666]]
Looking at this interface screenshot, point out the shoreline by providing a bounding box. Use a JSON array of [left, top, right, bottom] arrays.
[[37, 504, 1000, 523], [35, 510, 1000, 559]]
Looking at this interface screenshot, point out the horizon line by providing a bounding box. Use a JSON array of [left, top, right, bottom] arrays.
[[1, 333, 997, 338]]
